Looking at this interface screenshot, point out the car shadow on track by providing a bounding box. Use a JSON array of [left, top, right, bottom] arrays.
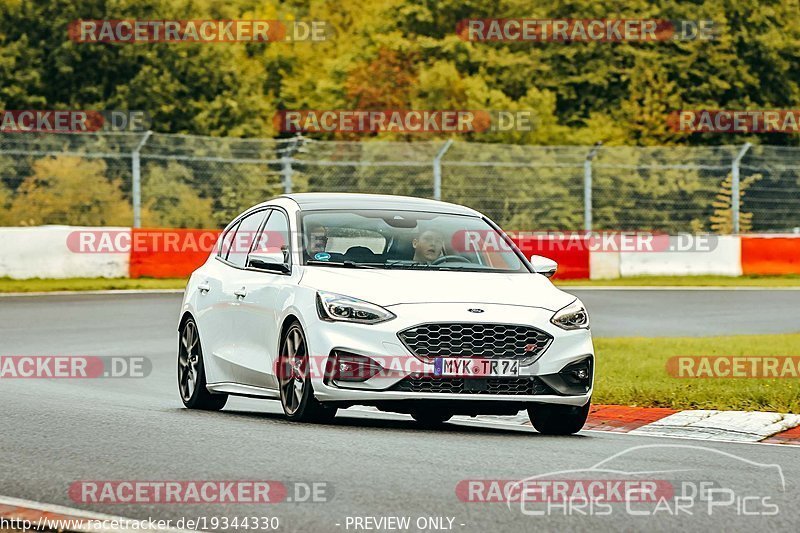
[[170, 407, 590, 439]]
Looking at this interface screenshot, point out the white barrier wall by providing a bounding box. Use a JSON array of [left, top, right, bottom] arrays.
[[0, 226, 129, 279], [589, 251, 621, 280], [618, 235, 742, 277], [0, 227, 753, 280]]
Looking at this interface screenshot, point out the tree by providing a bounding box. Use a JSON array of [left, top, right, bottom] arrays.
[[6, 156, 132, 226], [346, 48, 418, 109], [2, 0, 799, 146], [710, 172, 763, 234], [0, 181, 11, 225], [619, 58, 683, 146], [141, 161, 216, 228]]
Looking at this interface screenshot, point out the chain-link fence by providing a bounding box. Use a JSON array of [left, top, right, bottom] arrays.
[[1, 132, 799, 233]]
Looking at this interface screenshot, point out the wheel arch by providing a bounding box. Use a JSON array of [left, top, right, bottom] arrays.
[[278, 313, 302, 348], [178, 311, 194, 332]]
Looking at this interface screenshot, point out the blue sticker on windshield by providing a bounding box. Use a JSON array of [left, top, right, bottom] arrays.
[[314, 252, 331, 261]]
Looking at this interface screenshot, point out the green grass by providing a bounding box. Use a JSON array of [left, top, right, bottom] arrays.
[[0, 277, 187, 292], [556, 274, 800, 287], [594, 334, 800, 412]]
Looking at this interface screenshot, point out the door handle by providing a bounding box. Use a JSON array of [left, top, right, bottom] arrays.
[[197, 282, 211, 293], [234, 287, 248, 299]]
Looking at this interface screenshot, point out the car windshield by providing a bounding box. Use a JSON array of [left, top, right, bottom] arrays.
[[300, 209, 529, 273]]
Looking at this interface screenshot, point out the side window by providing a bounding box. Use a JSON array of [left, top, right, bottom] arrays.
[[226, 210, 268, 268], [250, 209, 291, 265], [218, 221, 240, 259]]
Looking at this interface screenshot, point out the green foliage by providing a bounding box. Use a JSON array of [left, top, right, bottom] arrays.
[[2, 0, 798, 145], [6, 156, 132, 225], [0, 155, 15, 224], [1, 0, 799, 229], [710, 172, 763, 233], [213, 165, 285, 226], [0, 181, 11, 225], [141, 161, 216, 228]]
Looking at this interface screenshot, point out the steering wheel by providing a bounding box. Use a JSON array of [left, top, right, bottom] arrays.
[[432, 254, 472, 265]]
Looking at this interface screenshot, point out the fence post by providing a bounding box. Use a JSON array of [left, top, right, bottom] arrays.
[[731, 142, 752, 235], [280, 135, 303, 194], [131, 130, 152, 229], [433, 139, 454, 201], [583, 142, 602, 232], [280, 153, 293, 194]]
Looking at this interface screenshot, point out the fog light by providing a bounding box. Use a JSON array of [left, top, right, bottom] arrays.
[[329, 351, 383, 383], [559, 356, 593, 388], [339, 361, 360, 374]]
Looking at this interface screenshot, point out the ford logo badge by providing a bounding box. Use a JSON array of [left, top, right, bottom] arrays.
[[468, 308, 484, 313]]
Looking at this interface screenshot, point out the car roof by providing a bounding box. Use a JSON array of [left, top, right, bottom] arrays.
[[277, 193, 480, 216]]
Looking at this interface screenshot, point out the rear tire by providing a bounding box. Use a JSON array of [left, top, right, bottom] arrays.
[[278, 321, 338, 423], [410, 409, 452, 427], [178, 318, 228, 411], [528, 401, 590, 435]]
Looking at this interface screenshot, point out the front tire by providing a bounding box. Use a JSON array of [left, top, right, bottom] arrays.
[[528, 401, 590, 435], [278, 321, 338, 423], [178, 318, 228, 411]]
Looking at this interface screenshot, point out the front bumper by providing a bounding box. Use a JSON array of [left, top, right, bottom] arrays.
[[304, 302, 594, 407]]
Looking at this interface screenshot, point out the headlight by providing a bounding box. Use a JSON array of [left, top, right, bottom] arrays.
[[551, 300, 589, 330], [316, 291, 396, 324]]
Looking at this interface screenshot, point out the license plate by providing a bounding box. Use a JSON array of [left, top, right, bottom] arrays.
[[433, 358, 519, 377]]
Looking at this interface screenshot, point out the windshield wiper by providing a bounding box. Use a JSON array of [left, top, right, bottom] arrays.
[[306, 260, 382, 269], [382, 261, 434, 269], [382, 261, 499, 272], [307, 260, 500, 272]]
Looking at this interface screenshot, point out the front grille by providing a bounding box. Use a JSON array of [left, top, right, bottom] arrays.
[[398, 323, 553, 364], [390, 376, 557, 396]]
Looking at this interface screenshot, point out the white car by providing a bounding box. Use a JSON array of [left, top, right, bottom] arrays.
[[177, 193, 594, 434]]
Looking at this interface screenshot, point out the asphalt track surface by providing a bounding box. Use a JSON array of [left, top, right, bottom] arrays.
[[1, 290, 799, 532]]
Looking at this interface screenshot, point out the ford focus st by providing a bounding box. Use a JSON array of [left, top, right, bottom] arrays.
[[177, 193, 594, 434]]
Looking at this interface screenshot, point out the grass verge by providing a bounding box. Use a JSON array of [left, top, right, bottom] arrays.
[[594, 334, 800, 412], [556, 274, 800, 287], [0, 277, 187, 292]]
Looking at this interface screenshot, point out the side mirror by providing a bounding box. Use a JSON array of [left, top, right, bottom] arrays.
[[529, 254, 557, 278], [248, 250, 290, 274]]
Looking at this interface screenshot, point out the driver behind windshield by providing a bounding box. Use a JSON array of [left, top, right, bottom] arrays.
[[412, 229, 445, 264], [304, 222, 329, 259]]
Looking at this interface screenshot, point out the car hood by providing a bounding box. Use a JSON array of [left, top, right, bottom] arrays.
[[298, 267, 576, 311]]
